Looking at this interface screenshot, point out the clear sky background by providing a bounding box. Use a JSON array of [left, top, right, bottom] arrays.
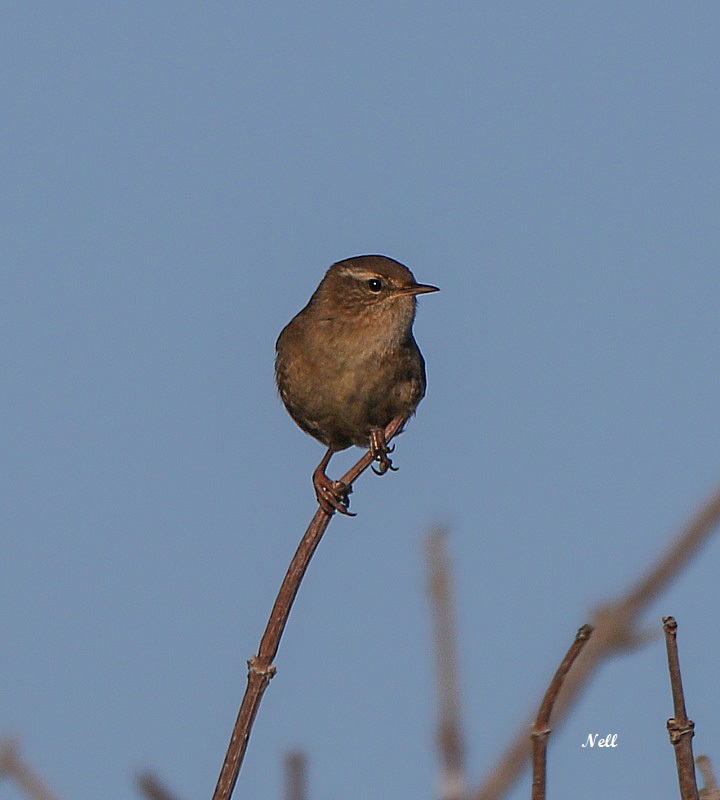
[[3, 4, 720, 800]]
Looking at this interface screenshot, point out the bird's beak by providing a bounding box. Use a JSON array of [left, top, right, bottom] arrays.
[[406, 282, 440, 295]]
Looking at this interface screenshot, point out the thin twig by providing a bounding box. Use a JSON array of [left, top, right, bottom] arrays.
[[137, 771, 183, 800], [211, 417, 404, 800], [426, 528, 466, 800], [284, 750, 307, 800], [0, 738, 61, 800], [696, 756, 720, 800], [472, 483, 720, 800], [531, 624, 593, 800], [663, 617, 699, 800]]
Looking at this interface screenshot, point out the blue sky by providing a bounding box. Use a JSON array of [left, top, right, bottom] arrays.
[[3, 4, 720, 799]]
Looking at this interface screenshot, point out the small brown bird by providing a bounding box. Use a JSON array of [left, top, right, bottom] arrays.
[[275, 255, 438, 515]]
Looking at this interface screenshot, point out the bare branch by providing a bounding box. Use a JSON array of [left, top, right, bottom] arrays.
[[284, 750, 307, 800], [472, 483, 720, 800], [211, 417, 405, 800], [426, 527, 466, 800], [531, 625, 593, 800], [0, 738, 61, 800], [696, 756, 720, 800], [137, 771, 183, 800], [663, 617, 699, 800]]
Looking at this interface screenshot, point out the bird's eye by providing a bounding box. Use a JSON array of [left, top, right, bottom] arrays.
[[368, 278, 383, 292]]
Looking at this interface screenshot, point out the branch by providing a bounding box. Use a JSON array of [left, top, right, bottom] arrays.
[[696, 756, 720, 800], [211, 417, 405, 800], [284, 750, 307, 800], [425, 528, 466, 800], [0, 738, 61, 800], [663, 617, 699, 800], [137, 771, 183, 800], [531, 625, 593, 800], [472, 483, 720, 800]]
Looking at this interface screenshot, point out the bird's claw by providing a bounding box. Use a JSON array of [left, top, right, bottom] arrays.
[[371, 457, 398, 476], [312, 450, 357, 516], [369, 429, 399, 476], [314, 475, 355, 516]]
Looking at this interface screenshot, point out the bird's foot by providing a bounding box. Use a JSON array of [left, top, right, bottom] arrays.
[[369, 428, 399, 476], [312, 466, 355, 516]]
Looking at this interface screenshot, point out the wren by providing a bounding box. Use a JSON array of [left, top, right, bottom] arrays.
[[275, 255, 438, 514]]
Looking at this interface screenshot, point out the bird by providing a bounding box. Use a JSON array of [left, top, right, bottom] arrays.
[[275, 254, 438, 515]]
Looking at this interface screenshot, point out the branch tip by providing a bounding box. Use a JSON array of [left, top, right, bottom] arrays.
[[663, 615, 678, 635], [576, 623, 593, 640]]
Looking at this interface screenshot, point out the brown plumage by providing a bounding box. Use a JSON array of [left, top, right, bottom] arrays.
[[275, 254, 438, 514]]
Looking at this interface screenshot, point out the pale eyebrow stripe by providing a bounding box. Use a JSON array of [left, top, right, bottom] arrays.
[[336, 268, 381, 281]]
